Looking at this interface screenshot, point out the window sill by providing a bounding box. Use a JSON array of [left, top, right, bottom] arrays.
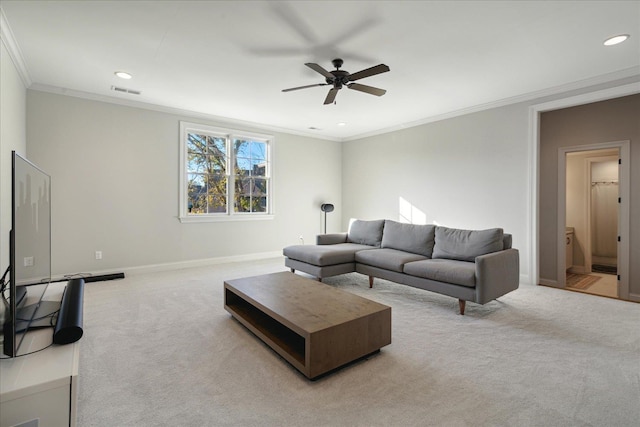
[[179, 214, 274, 223]]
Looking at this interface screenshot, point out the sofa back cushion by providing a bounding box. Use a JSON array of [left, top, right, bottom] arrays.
[[503, 233, 512, 249], [432, 226, 504, 262], [381, 220, 436, 257], [347, 219, 385, 247]]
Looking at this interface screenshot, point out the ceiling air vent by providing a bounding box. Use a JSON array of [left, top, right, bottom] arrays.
[[111, 86, 141, 95]]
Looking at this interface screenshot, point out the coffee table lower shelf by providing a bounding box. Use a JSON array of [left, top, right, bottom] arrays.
[[224, 272, 391, 379]]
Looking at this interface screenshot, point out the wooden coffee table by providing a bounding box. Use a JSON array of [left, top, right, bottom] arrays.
[[224, 272, 391, 379]]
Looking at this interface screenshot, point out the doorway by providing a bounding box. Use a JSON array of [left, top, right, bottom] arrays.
[[565, 149, 619, 298], [558, 141, 630, 300]]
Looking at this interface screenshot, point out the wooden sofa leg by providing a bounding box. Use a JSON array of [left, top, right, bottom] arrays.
[[290, 268, 295, 273], [317, 277, 322, 282], [458, 299, 466, 315], [369, 276, 374, 288]]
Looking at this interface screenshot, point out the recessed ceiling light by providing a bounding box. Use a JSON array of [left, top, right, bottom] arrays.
[[603, 34, 630, 46], [337, 122, 347, 126], [114, 71, 132, 79]]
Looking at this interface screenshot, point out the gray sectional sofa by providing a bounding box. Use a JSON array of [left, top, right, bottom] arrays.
[[283, 219, 519, 314]]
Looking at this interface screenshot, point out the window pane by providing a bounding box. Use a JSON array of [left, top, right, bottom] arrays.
[[208, 154, 226, 174], [187, 174, 207, 214], [233, 178, 268, 213], [251, 159, 266, 177], [234, 177, 250, 212], [207, 195, 227, 213], [234, 139, 250, 158], [207, 136, 226, 157], [253, 178, 268, 196], [187, 134, 207, 153], [188, 152, 207, 173], [206, 174, 227, 213], [235, 157, 251, 175], [253, 178, 268, 212], [250, 141, 267, 161]]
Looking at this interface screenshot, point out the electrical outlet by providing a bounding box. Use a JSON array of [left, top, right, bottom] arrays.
[[95, 251, 103, 260], [23, 256, 34, 267]]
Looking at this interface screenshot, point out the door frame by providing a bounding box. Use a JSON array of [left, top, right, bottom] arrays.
[[557, 141, 630, 299]]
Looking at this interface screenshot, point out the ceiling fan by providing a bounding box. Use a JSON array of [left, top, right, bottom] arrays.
[[282, 58, 390, 105]]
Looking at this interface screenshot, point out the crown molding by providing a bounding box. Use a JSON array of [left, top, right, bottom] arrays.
[[0, 7, 32, 87], [28, 83, 341, 142], [343, 66, 640, 142]]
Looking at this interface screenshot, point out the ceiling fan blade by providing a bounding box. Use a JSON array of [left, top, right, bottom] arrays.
[[324, 87, 339, 105], [347, 64, 390, 82], [305, 63, 335, 79], [347, 83, 386, 97], [282, 83, 328, 92]]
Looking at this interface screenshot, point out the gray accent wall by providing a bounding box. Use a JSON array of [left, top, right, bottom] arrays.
[[25, 91, 342, 276], [539, 94, 640, 298]]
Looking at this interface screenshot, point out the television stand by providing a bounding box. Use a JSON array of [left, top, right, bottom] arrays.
[[0, 282, 79, 427]]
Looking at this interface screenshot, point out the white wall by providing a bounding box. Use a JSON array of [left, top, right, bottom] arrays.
[[0, 39, 27, 272], [591, 159, 618, 182], [342, 104, 531, 282], [26, 91, 342, 276]]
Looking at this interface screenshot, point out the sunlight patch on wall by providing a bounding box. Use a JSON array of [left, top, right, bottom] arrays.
[[399, 197, 427, 224]]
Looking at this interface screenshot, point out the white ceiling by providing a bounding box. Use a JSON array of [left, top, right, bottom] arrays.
[[2, 1, 639, 140]]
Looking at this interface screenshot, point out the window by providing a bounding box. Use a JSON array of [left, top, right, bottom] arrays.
[[179, 122, 273, 222]]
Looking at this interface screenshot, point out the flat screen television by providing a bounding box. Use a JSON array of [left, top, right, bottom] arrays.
[[1, 151, 55, 357]]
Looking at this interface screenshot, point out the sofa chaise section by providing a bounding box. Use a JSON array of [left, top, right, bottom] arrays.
[[283, 219, 385, 280]]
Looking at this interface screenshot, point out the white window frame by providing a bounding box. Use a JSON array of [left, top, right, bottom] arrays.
[[179, 121, 274, 223]]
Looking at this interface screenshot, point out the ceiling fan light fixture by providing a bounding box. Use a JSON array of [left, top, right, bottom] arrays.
[[114, 71, 133, 79], [603, 34, 629, 46]]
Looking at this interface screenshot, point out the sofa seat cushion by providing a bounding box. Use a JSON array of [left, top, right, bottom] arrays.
[[381, 220, 436, 257], [432, 226, 504, 262], [355, 248, 427, 273], [283, 243, 373, 266], [403, 259, 476, 288]]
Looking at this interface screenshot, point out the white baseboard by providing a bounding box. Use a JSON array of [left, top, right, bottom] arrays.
[[519, 273, 532, 286], [52, 251, 284, 281], [538, 278, 560, 288]]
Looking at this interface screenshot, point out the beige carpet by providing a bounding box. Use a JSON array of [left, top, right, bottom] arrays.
[[566, 273, 601, 290], [77, 258, 640, 426]]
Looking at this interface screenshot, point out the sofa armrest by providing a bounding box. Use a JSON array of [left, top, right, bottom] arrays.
[[474, 248, 520, 304], [317, 233, 348, 245]]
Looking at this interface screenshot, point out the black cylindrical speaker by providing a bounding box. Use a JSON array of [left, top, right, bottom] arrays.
[[321, 203, 334, 212], [53, 278, 84, 345]]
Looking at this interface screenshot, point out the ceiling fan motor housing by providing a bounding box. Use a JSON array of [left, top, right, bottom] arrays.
[[327, 70, 350, 88]]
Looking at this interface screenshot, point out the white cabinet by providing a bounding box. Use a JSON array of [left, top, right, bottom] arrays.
[[1, 283, 79, 427], [566, 228, 574, 271], [0, 331, 79, 427]]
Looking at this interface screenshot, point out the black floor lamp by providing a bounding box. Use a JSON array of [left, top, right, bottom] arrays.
[[320, 203, 334, 234]]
